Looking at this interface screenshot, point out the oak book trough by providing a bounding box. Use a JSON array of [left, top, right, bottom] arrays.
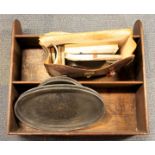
[[7, 19, 149, 136]]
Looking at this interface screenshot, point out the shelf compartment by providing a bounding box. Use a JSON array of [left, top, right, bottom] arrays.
[[12, 32, 143, 82], [9, 83, 147, 135]]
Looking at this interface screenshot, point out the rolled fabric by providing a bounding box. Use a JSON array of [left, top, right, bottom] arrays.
[[64, 44, 119, 54], [65, 54, 122, 61], [39, 29, 133, 47]]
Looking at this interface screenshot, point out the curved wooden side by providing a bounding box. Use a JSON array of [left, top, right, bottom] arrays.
[[7, 19, 23, 133], [133, 20, 149, 133]]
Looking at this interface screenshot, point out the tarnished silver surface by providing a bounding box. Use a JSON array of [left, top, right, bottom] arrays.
[[14, 77, 104, 131]]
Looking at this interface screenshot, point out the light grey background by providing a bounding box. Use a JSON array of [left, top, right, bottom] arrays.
[[0, 15, 154, 141]]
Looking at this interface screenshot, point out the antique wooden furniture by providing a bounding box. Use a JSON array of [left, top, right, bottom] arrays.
[[7, 19, 149, 136]]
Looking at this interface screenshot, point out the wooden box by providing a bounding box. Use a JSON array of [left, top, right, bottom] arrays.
[[7, 19, 149, 136]]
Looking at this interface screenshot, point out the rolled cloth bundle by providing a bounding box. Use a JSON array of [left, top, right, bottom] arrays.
[[39, 29, 137, 78]]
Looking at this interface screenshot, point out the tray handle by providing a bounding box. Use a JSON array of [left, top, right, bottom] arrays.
[[39, 76, 82, 86]]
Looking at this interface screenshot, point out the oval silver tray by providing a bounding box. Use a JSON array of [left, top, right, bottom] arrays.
[[14, 77, 104, 132]]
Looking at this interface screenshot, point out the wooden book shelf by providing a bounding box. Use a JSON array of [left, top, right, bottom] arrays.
[[7, 19, 149, 136]]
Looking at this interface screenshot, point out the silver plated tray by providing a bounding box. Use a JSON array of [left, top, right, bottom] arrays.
[[14, 77, 104, 131]]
